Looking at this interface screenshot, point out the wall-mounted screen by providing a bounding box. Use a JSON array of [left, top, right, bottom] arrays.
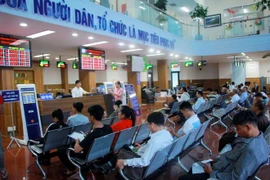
[[72, 61, 79, 69], [0, 34, 32, 67], [132, 56, 145, 72], [56, 61, 67, 68], [78, 47, 105, 70], [184, 61, 194, 67], [39, 59, 50, 67], [197, 60, 207, 67]]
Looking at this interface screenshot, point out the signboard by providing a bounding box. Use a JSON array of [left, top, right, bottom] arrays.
[[39, 59, 50, 67], [125, 84, 141, 116], [0, 90, 20, 103], [197, 60, 207, 67], [0, 34, 31, 68], [184, 61, 194, 67], [17, 84, 43, 144], [78, 47, 105, 70], [56, 61, 67, 68], [146, 64, 153, 70], [170, 63, 180, 72], [39, 93, 54, 101], [111, 64, 118, 70]]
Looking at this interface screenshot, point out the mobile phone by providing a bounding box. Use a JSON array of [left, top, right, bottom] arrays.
[[197, 162, 206, 168]]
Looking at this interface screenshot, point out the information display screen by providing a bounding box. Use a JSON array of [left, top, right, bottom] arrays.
[[56, 61, 67, 68], [72, 61, 79, 69], [0, 34, 31, 67], [22, 92, 36, 104], [39, 59, 50, 67], [78, 47, 105, 70]]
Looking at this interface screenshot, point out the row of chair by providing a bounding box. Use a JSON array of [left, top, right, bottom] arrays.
[[27, 121, 151, 179], [119, 120, 211, 179]]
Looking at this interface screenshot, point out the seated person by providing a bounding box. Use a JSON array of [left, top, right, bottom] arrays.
[[111, 105, 136, 132], [255, 92, 269, 106], [101, 112, 173, 179], [66, 102, 89, 127], [109, 100, 122, 118], [179, 110, 269, 180], [260, 91, 269, 105], [206, 88, 220, 101], [252, 100, 269, 133], [35, 109, 68, 165], [230, 89, 240, 103], [239, 87, 248, 104], [178, 87, 190, 102], [169, 101, 201, 138], [192, 91, 205, 112], [164, 94, 177, 109], [58, 105, 113, 176]]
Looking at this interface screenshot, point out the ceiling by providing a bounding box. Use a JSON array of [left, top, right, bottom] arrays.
[[0, 12, 269, 64]]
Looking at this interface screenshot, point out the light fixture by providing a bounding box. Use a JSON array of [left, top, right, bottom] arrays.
[[185, 57, 188, 59], [33, 54, 50, 58], [146, 53, 165, 57], [118, 42, 125, 46], [149, 49, 155, 53], [170, 53, 174, 56], [160, 23, 164, 26], [129, 44, 135, 48], [249, 59, 252, 61], [139, 6, 146, 10], [88, 36, 94, 40], [105, 59, 110, 62], [27, 30, 55, 39], [241, 52, 245, 56], [20, 23, 28, 27], [121, 49, 143, 53], [156, 50, 161, 53], [67, 57, 78, 61], [83, 41, 108, 47], [55, 57, 59, 60], [180, 7, 190, 13], [72, 33, 78, 37], [45, 57, 49, 59], [116, 62, 128, 65], [175, 55, 179, 58], [243, 9, 248, 13], [246, 56, 249, 58], [227, 55, 246, 59]]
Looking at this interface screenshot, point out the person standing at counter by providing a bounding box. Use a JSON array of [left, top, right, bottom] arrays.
[[112, 81, 123, 101], [71, 80, 88, 98]]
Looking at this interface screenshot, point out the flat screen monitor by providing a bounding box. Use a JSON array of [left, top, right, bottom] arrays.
[[197, 60, 207, 67], [78, 47, 105, 70], [132, 56, 145, 72], [39, 59, 50, 67], [56, 61, 67, 68], [72, 60, 79, 69], [0, 34, 32, 68]]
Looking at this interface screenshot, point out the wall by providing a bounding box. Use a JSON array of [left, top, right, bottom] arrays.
[[43, 65, 61, 85], [219, 63, 231, 79], [246, 61, 260, 78], [180, 63, 219, 80]]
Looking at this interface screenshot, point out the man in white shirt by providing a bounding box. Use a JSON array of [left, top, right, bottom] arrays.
[[115, 112, 173, 179], [231, 89, 240, 103], [169, 101, 201, 138], [178, 87, 190, 102], [71, 80, 88, 98], [192, 91, 205, 112]]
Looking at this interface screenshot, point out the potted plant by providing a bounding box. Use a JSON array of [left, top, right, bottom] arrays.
[[154, 0, 168, 26], [190, 3, 208, 40]]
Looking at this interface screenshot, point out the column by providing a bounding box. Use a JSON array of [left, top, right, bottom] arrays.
[[127, 60, 142, 105], [157, 60, 169, 89], [33, 61, 44, 93], [61, 64, 69, 93], [79, 70, 96, 92]]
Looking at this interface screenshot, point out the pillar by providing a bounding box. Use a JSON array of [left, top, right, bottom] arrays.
[[61, 64, 69, 93], [157, 60, 169, 89], [127, 60, 142, 105], [79, 70, 96, 92]]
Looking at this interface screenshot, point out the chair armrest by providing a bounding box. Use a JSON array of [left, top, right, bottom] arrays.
[[119, 168, 130, 180], [28, 140, 40, 144]]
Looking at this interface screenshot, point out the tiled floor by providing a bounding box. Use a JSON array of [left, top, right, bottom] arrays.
[[3, 106, 270, 180]]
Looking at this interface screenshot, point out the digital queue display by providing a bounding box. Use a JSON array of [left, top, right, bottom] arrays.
[[78, 47, 105, 70], [0, 34, 32, 68], [72, 61, 79, 69], [56, 61, 67, 68], [39, 59, 50, 67]]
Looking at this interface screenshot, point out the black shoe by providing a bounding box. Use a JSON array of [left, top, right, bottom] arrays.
[[93, 162, 111, 175]]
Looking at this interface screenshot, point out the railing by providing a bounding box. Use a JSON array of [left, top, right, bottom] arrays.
[[90, 0, 270, 40]]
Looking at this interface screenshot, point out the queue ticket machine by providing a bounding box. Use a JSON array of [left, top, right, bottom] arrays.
[[17, 84, 43, 145]]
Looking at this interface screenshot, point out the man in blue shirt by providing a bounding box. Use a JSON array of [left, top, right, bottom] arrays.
[[179, 110, 269, 180], [66, 102, 89, 127], [192, 91, 205, 112], [239, 87, 248, 104]]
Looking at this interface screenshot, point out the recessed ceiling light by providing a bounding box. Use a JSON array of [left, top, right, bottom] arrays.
[[83, 41, 108, 47], [160, 23, 164, 26], [67, 57, 78, 61], [105, 59, 110, 62], [241, 52, 245, 56], [146, 53, 165, 57], [246, 56, 249, 58], [170, 54, 174, 56], [149, 49, 155, 52], [33, 54, 50, 58], [45, 57, 49, 59], [243, 9, 248, 13], [185, 57, 188, 59], [55, 57, 59, 60], [139, 6, 146, 10], [249, 59, 252, 61], [20, 23, 28, 27], [118, 42, 125, 46], [121, 49, 143, 53], [175, 55, 179, 58], [129, 44, 135, 48], [156, 50, 161, 53], [72, 33, 78, 37], [180, 7, 190, 13], [27, 30, 55, 39], [88, 36, 94, 39]]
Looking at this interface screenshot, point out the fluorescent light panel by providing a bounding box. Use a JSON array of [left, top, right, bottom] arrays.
[[67, 57, 78, 60], [83, 41, 108, 47], [34, 54, 50, 58], [139, 6, 146, 10], [146, 53, 165, 57], [180, 7, 190, 12], [121, 49, 143, 53], [27, 30, 55, 39]]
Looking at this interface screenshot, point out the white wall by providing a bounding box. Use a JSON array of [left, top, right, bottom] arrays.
[[180, 63, 219, 80], [246, 61, 260, 78], [259, 60, 270, 77], [67, 61, 79, 84], [219, 63, 231, 79], [43, 64, 62, 85]]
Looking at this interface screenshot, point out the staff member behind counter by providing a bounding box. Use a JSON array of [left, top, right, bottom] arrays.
[[71, 80, 89, 98]]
